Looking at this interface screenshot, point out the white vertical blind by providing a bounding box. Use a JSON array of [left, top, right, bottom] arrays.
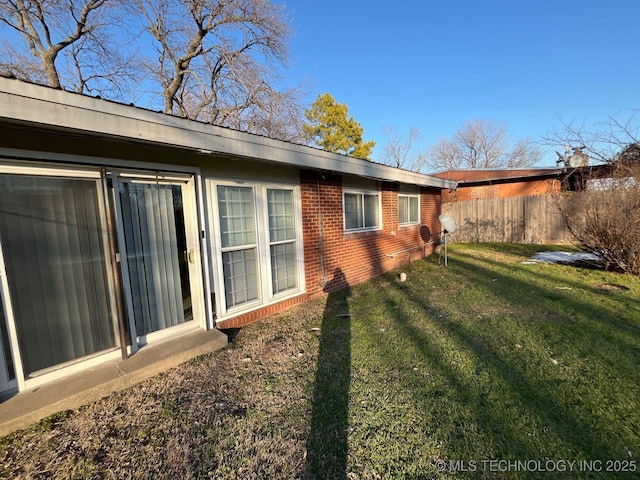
[[119, 183, 187, 336], [0, 175, 115, 375]]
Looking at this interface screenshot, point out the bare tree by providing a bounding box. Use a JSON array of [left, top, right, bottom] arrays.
[[134, 0, 306, 141], [542, 111, 640, 165], [0, 0, 129, 95], [426, 118, 541, 172], [380, 125, 427, 172]]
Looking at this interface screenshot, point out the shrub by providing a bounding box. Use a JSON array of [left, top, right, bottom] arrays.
[[558, 161, 640, 275]]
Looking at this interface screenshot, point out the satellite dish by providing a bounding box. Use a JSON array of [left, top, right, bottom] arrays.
[[438, 214, 457, 234], [438, 214, 456, 267], [568, 153, 589, 167]]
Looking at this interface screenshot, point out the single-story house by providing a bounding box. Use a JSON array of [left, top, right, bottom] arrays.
[[0, 77, 456, 397], [433, 168, 563, 202]]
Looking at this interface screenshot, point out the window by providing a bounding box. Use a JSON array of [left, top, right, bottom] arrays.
[[344, 190, 381, 231], [217, 185, 259, 309], [398, 194, 420, 225], [268, 189, 298, 294], [212, 182, 302, 316]]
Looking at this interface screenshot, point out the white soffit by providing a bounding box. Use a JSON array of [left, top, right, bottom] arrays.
[[0, 77, 455, 190]]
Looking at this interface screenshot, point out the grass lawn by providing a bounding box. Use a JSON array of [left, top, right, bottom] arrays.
[[1, 243, 639, 479]]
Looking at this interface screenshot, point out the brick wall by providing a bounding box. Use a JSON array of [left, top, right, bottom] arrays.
[[216, 170, 442, 329], [300, 171, 442, 296], [443, 178, 560, 202]]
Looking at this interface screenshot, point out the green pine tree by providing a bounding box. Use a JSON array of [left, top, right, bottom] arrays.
[[303, 93, 375, 160]]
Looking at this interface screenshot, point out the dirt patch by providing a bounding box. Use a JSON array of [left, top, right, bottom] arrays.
[[595, 283, 630, 292]]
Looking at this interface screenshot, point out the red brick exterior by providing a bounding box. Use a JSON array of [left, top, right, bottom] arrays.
[[443, 178, 560, 202], [299, 171, 441, 295], [434, 169, 562, 203], [215, 294, 312, 329], [216, 170, 442, 329]]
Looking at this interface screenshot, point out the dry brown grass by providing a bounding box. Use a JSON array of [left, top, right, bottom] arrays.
[[0, 298, 327, 480], [2, 245, 639, 479]]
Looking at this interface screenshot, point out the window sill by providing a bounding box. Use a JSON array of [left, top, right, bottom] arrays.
[[215, 288, 305, 322], [343, 227, 382, 234]]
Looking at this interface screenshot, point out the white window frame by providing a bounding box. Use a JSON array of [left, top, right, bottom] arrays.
[[266, 188, 299, 296], [398, 193, 420, 226], [343, 188, 382, 232], [207, 179, 305, 320], [216, 184, 261, 311]]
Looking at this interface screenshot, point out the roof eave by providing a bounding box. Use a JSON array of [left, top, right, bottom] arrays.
[[0, 77, 456, 190]]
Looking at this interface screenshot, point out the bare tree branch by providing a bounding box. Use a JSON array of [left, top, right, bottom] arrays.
[[132, 0, 305, 140], [541, 111, 640, 164], [0, 0, 132, 96], [555, 157, 640, 275], [426, 118, 541, 172], [1, 0, 307, 140], [380, 126, 427, 172]]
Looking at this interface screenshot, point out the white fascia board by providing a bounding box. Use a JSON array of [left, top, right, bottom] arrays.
[[0, 78, 456, 190]]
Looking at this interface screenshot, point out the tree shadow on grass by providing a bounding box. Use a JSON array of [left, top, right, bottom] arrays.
[[368, 256, 640, 467], [305, 268, 351, 480]]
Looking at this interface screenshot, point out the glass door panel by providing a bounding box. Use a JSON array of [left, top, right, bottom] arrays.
[[0, 174, 116, 376], [117, 181, 193, 338]]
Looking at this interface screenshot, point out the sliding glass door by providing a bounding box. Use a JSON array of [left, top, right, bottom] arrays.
[[0, 164, 206, 395], [0, 172, 117, 380], [114, 176, 199, 344], [0, 288, 16, 393]]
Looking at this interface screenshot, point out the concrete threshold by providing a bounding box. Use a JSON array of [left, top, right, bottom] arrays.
[[0, 328, 228, 437]]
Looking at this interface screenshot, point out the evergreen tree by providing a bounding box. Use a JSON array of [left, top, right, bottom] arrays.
[[303, 93, 375, 160]]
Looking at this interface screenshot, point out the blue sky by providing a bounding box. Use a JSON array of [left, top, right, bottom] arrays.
[[282, 1, 639, 167]]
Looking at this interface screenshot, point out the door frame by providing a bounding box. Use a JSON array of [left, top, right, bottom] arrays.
[[110, 170, 207, 352], [0, 238, 20, 394], [0, 150, 212, 394]]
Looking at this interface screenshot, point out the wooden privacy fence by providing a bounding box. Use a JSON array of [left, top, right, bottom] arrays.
[[441, 195, 575, 244]]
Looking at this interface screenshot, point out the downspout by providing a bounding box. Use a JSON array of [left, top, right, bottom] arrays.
[[317, 178, 328, 288]]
